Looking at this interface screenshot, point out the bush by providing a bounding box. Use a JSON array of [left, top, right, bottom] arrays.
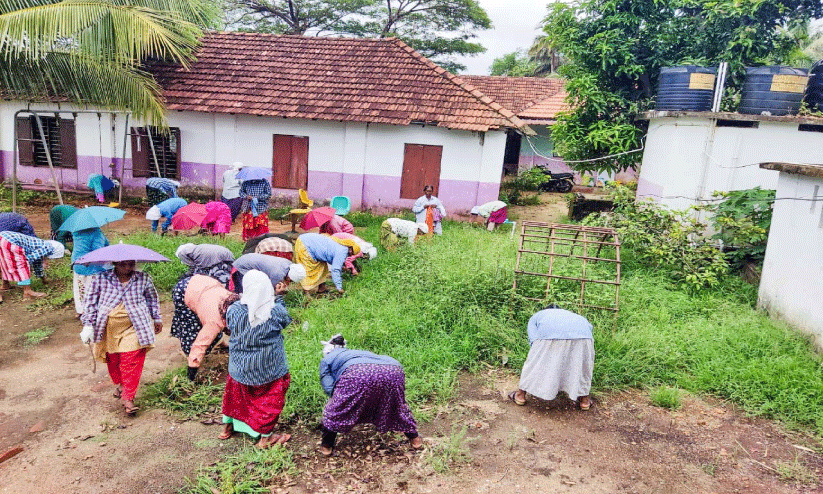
[[650, 386, 682, 410], [499, 167, 547, 205], [705, 187, 774, 272]]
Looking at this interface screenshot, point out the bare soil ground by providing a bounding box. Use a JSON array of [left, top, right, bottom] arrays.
[[1, 194, 821, 493]]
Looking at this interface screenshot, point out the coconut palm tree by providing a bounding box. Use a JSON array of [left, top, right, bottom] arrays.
[[0, 0, 218, 125]]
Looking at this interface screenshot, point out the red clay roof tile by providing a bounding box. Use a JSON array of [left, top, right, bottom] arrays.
[[459, 75, 569, 121], [148, 32, 526, 132]]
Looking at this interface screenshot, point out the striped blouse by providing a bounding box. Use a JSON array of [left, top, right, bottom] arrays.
[[226, 299, 291, 386]]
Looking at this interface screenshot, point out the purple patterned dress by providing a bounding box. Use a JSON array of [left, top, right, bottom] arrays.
[[322, 363, 417, 434]]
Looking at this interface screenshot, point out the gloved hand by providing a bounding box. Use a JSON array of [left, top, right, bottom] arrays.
[[80, 326, 94, 344], [187, 366, 198, 381]]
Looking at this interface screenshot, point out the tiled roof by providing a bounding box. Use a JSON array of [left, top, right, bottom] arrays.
[[459, 75, 569, 122], [148, 32, 527, 132]]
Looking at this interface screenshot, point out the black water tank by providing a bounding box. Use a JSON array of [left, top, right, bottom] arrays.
[[803, 60, 823, 112], [739, 66, 808, 116], [656, 66, 716, 111]]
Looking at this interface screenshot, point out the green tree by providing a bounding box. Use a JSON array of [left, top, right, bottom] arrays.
[[0, 0, 218, 125], [225, 0, 491, 72], [543, 0, 823, 174], [489, 50, 538, 76]]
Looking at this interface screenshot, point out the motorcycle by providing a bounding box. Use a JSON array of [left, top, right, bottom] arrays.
[[535, 164, 575, 193]]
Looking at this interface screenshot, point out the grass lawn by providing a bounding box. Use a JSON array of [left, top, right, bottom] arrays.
[[124, 215, 823, 438]]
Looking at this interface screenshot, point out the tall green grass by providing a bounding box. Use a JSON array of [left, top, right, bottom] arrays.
[[124, 218, 823, 436]]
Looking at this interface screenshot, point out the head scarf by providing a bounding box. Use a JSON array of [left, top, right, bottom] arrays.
[[175, 243, 197, 265], [366, 246, 378, 259], [416, 222, 429, 234], [321, 333, 346, 355], [145, 206, 161, 221], [232, 161, 244, 171], [240, 270, 275, 328], [287, 263, 307, 283], [331, 237, 361, 255], [470, 206, 480, 215], [45, 240, 65, 259]]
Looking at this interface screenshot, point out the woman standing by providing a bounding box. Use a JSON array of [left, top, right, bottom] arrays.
[[318, 334, 423, 456], [412, 185, 446, 235], [71, 227, 109, 317], [239, 178, 272, 241], [79, 260, 162, 415], [220, 270, 293, 448], [221, 162, 244, 222]]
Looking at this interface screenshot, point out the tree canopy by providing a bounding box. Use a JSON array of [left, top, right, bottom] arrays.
[[0, 0, 218, 125], [489, 50, 538, 77], [224, 0, 491, 72], [543, 0, 823, 173]]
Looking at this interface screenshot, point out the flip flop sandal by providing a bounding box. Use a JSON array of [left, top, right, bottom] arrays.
[[508, 391, 526, 406], [113, 387, 122, 399], [579, 400, 592, 411], [123, 403, 140, 415]]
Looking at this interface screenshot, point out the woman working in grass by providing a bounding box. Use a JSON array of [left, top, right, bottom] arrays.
[[330, 232, 377, 275], [230, 253, 306, 294], [175, 243, 235, 288], [318, 334, 423, 456], [146, 197, 187, 234], [293, 233, 359, 294], [379, 218, 428, 251], [0, 212, 36, 237], [470, 200, 508, 231], [220, 270, 293, 448], [49, 204, 78, 246], [318, 215, 354, 235], [0, 231, 64, 303], [170, 274, 239, 381], [80, 260, 162, 415], [508, 305, 594, 411]]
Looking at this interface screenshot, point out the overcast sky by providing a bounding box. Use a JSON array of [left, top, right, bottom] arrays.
[[454, 0, 551, 75]]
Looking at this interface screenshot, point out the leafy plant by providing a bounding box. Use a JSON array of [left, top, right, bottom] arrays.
[[422, 426, 473, 473], [142, 367, 223, 418], [23, 326, 56, 346], [499, 167, 547, 205], [706, 188, 775, 272], [774, 454, 817, 484], [650, 386, 682, 410], [181, 446, 296, 494]]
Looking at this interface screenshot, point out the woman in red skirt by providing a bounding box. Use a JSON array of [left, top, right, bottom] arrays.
[[239, 179, 271, 241], [220, 270, 292, 448]]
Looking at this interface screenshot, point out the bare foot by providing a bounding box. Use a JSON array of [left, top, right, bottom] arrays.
[[23, 289, 46, 299], [113, 386, 122, 399], [319, 445, 333, 456], [410, 436, 423, 450], [218, 423, 234, 440], [256, 434, 279, 449]]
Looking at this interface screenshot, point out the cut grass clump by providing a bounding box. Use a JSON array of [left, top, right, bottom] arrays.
[[422, 426, 473, 473], [23, 326, 56, 346], [180, 445, 296, 494], [650, 386, 682, 410], [142, 367, 223, 418]]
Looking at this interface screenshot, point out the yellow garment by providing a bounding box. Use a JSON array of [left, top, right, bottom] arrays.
[[331, 237, 361, 255], [94, 303, 153, 362], [294, 238, 329, 290]]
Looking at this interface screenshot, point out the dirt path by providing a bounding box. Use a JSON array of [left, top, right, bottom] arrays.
[[1, 197, 821, 493]]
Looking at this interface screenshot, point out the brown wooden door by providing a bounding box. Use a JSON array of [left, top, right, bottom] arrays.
[[272, 134, 308, 189], [130, 127, 151, 177], [59, 118, 77, 169], [15, 117, 34, 166], [400, 143, 442, 199]]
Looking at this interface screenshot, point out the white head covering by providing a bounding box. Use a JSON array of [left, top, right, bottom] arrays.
[[45, 240, 65, 259], [145, 206, 161, 221], [232, 161, 244, 170], [470, 206, 480, 215], [240, 270, 275, 328], [416, 222, 429, 234], [366, 246, 378, 259], [175, 243, 196, 265], [287, 263, 307, 283], [320, 333, 346, 355]]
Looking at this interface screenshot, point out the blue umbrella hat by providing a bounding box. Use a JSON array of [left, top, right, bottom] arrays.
[[58, 206, 125, 233]]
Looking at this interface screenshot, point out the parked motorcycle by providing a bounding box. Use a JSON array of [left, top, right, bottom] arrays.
[[535, 164, 575, 193]]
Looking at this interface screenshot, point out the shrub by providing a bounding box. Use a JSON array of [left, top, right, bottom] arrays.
[[650, 386, 682, 410], [705, 187, 774, 272], [499, 167, 547, 205]]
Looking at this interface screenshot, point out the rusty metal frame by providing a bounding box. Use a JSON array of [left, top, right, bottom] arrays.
[[513, 221, 621, 313]]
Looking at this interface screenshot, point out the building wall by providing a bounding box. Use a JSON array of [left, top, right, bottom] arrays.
[[637, 116, 823, 212], [758, 172, 823, 349], [0, 101, 507, 212]]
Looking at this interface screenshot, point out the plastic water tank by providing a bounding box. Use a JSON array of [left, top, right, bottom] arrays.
[[739, 66, 808, 116], [803, 60, 823, 112], [656, 66, 716, 111]]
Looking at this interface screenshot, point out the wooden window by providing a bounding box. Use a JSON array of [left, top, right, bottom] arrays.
[[400, 143, 442, 200], [272, 134, 309, 190], [15, 116, 76, 168], [130, 126, 181, 179]]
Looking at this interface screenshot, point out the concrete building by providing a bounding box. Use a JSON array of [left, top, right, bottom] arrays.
[[757, 162, 823, 349], [636, 111, 823, 214], [1, 33, 531, 213]]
